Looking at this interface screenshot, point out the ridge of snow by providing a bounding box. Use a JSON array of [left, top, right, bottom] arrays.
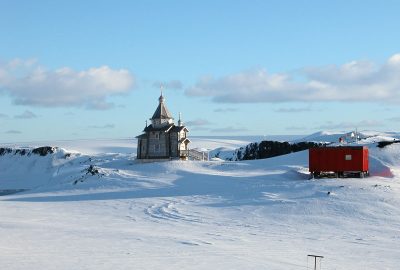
[[1, 136, 400, 269]]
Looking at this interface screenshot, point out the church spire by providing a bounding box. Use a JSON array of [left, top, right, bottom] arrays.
[[159, 84, 165, 103], [150, 90, 174, 127], [178, 112, 183, 127]]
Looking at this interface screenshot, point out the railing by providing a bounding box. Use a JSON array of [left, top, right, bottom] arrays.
[[180, 150, 189, 157], [180, 149, 209, 161]]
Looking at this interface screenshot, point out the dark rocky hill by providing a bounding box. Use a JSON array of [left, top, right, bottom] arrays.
[[232, 141, 325, 161]]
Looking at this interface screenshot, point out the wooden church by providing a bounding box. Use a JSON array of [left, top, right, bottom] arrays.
[[136, 93, 190, 160]]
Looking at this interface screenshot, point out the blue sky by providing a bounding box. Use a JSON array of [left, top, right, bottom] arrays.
[[1, 0, 400, 141]]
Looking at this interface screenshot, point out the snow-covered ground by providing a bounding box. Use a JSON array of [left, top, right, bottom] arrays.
[[1, 132, 400, 269]]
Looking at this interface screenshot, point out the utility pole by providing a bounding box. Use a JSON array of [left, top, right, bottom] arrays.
[[307, 254, 324, 270], [356, 128, 358, 144]]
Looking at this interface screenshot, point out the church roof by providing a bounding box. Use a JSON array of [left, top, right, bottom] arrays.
[[171, 126, 189, 132], [143, 123, 174, 132], [141, 123, 189, 133], [135, 133, 147, 139], [151, 94, 174, 120], [179, 138, 191, 144]]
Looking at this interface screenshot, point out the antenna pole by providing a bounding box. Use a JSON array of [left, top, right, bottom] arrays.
[[314, 256, 317, 270], [356, 128, 358, 144], [307, 255, 324, 270]]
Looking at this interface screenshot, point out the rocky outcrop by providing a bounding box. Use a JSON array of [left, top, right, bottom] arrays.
[[31, 146, 55, 156], [233, 141, 325, 161], [377, 140, 400, 148], [0, 146, 56, 156]]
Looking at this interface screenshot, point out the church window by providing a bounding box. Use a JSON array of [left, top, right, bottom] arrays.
[[155, 144, 160, 152]]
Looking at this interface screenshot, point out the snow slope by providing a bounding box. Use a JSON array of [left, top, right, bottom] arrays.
[[0, 136, 256, 156], [1, 133, 400, 269], [296, 130, 400, 144]]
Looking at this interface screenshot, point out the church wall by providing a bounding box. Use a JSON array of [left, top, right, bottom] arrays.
[[178, 130, 187, 140], [179, 131, 188, 151], [170, 132, 178, 157], [137, 129, 189, 159], [179, 142, 187, 150], [147, 131, 168, 157], [137, 138, 148, 159]]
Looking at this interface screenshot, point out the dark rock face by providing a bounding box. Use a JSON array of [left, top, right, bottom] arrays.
[[73, 165, 103, 185], [0, 148, 13, 156], [236, 141, 325, 161], [32, 146, 55, 156], [0, 146, 56, 156], [86, 165, 100, 176], [15, 149, 27, 156], [377, 140, 400, 148]]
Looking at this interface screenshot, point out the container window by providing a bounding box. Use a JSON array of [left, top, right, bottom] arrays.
[[345, 154, 352, 161]]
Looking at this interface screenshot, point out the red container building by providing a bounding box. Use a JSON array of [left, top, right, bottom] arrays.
[[309, 146, 369, 178]]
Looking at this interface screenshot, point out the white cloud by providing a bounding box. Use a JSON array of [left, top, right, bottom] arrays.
[[186, 54, 400, 104], [85, 100, 116, 110], [210, 126, 248, 133], [186, 119, 213, 126], [186, 70, 304, 103], [213, 108, 238, 113], [275, 107, 312, 113], [14, 110, 37, 119], [317, 120, 384, 130], [0, 59, 134, 109], [387, 117, 400, 122], [88, 124, 115, 129], [5, 130, 21, 134], [285, 126, 308, 131], [153, 80, 183, 90]]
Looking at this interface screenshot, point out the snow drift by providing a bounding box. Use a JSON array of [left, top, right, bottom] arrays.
[[1, 132, 400, 270]]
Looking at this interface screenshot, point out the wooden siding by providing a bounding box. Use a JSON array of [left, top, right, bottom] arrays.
[[137, 128, 189, 159]]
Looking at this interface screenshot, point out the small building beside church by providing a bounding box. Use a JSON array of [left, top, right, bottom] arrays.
[[136, 94, 190, 160]]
